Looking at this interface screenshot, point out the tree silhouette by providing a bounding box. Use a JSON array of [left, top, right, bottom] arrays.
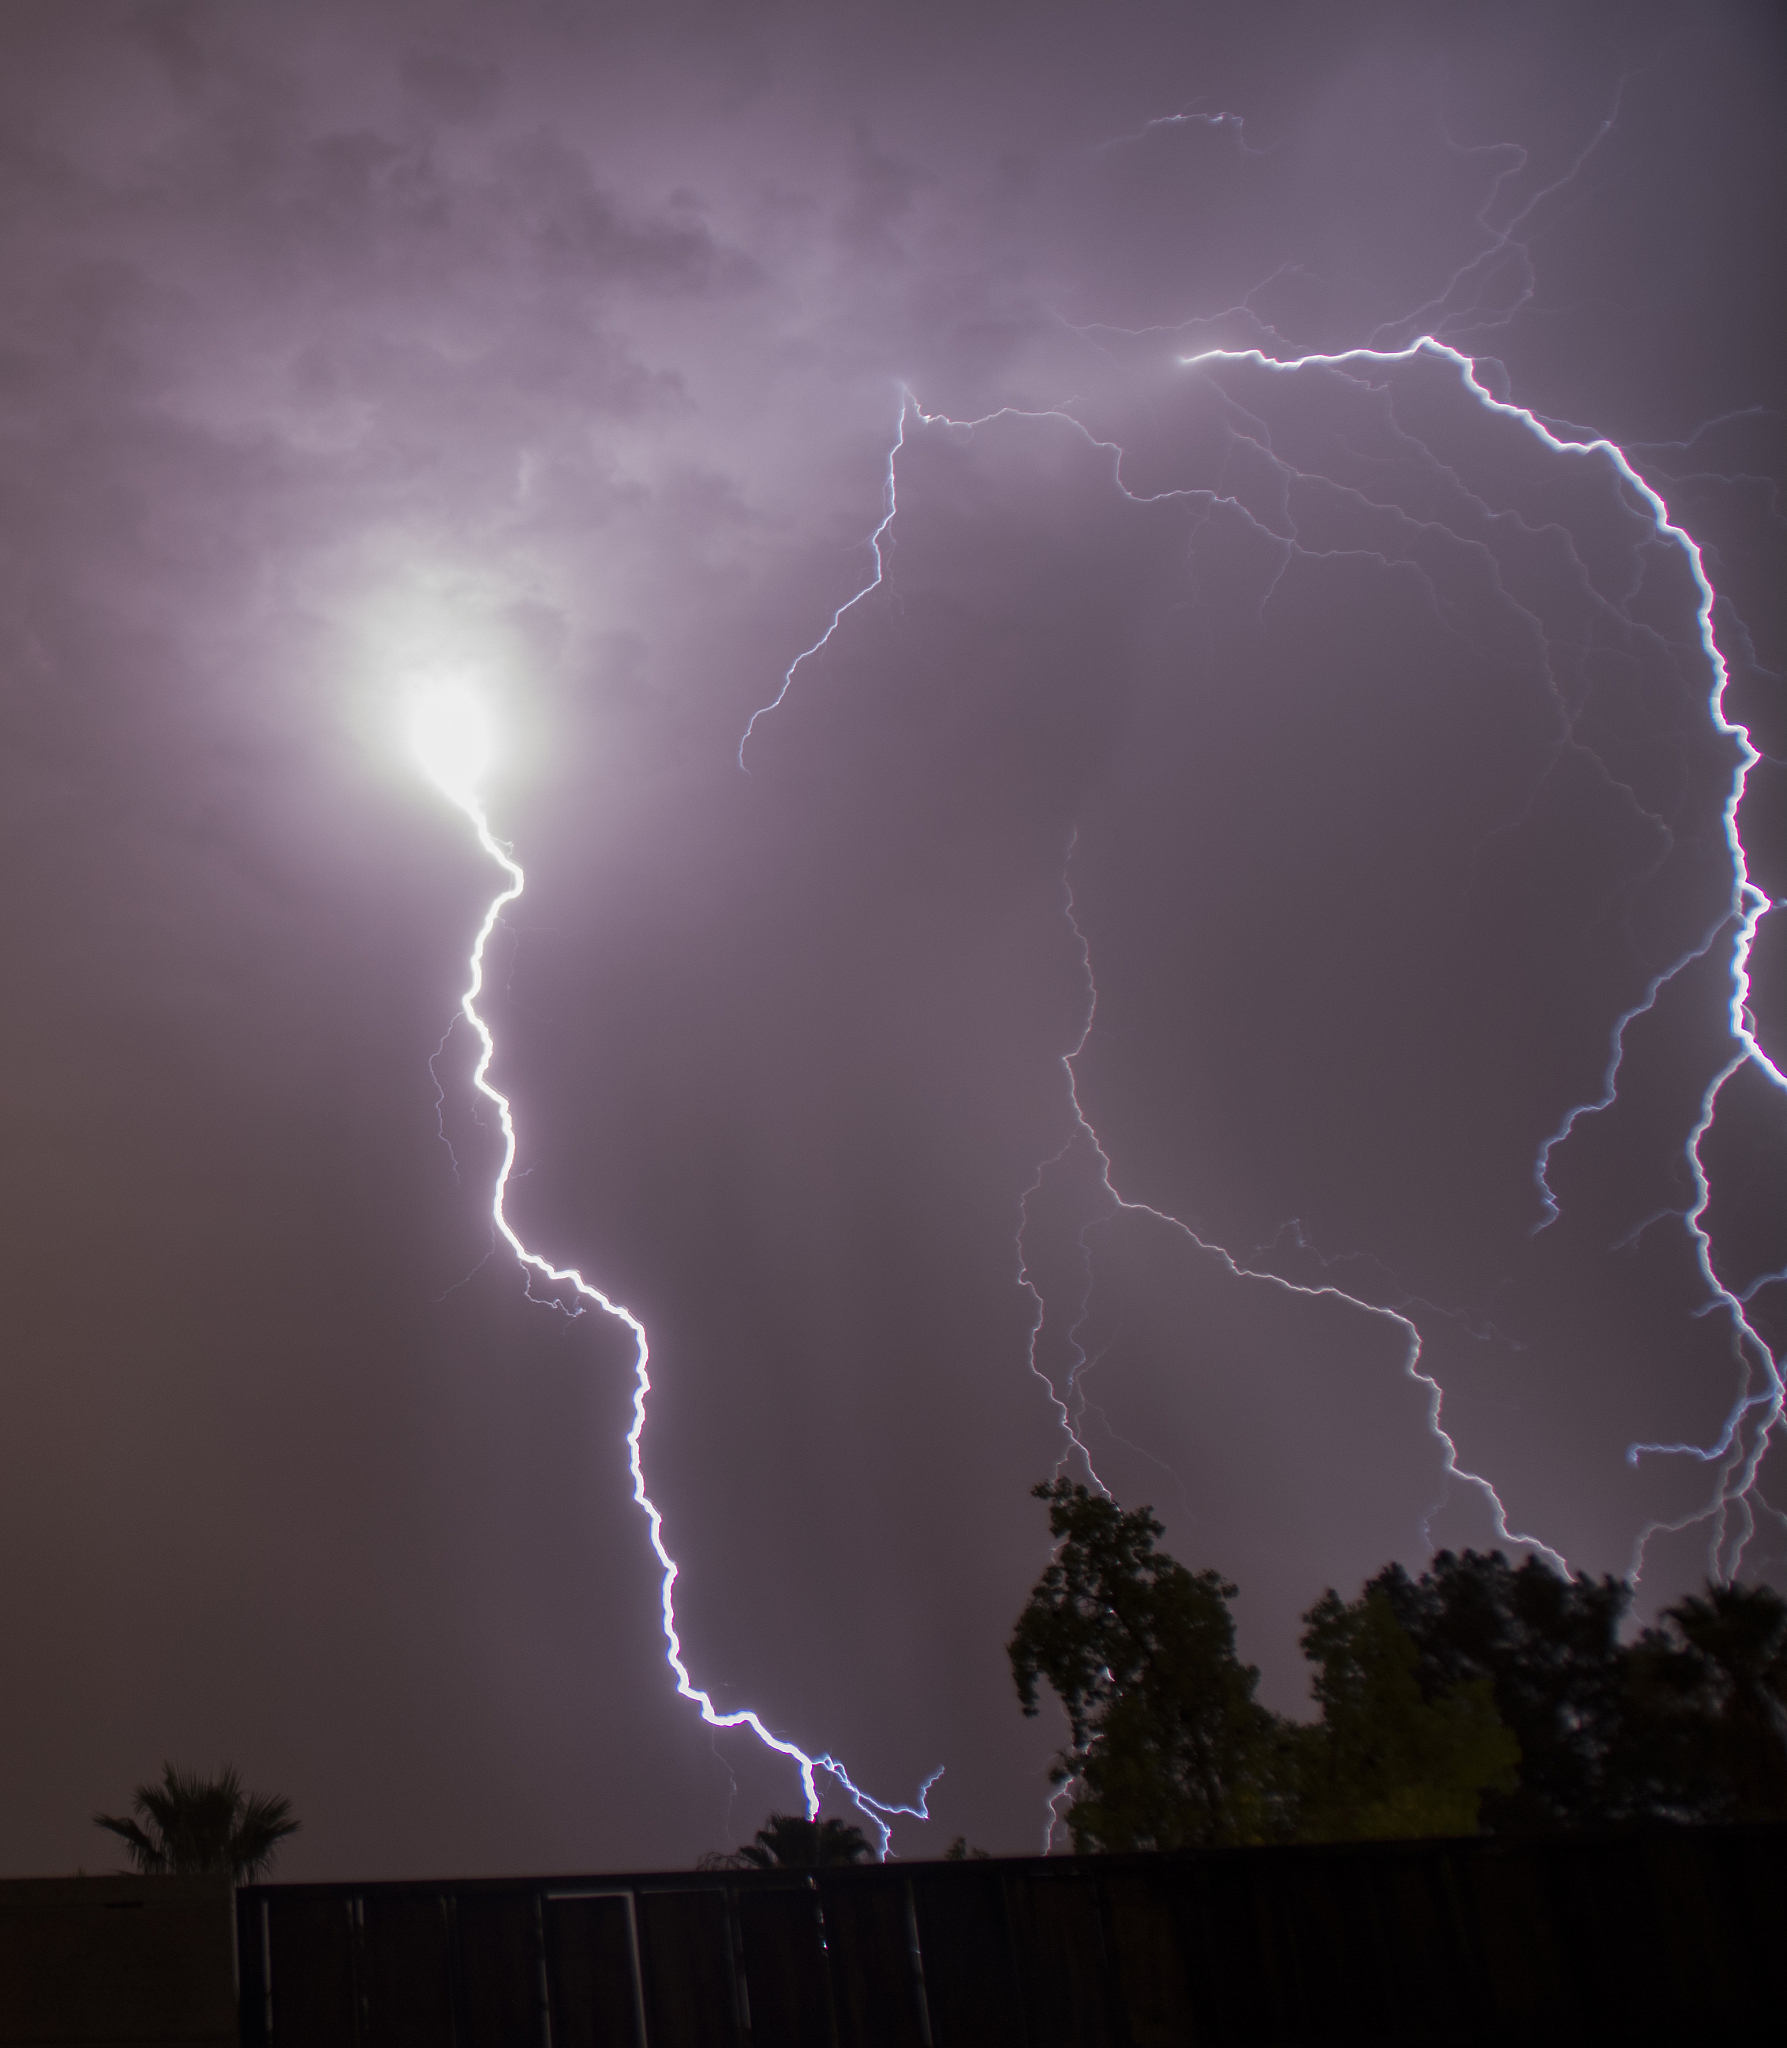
[[1363, 1549, 1639, 1828], [1010, 1488, 1786, 1847], [1365, 1551, 1787, 1827], [730, 1813, 875, 1868], [94, 1764, 299, 1882], [1008, 1479, 1288, 1851], [1295, 1587, 1520, 1840], [1633, 1581, 1787, 1821]]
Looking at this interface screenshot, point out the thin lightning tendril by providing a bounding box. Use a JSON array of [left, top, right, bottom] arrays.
[[1025, 848, 1573, 1852], [738, 406, 908, 770], [426, 776, 941, 1854], [1050, 842, 1574, 1579]]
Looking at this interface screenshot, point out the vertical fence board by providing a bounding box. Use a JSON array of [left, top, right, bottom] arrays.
[[455, 1891, 545, 2048], [1373, 1849, 1482, 2046], [265, 1892, 360, 2047], [1002, 1872, 1118, 2048], [1275, 1850, 1403, 2039], [911, 1868, 1023, 2048], [1544, 1837, 1672, 2039], [815, 1877, 930, 2048], [738, 1882, 836, 2048], [1099, 1867, 1195, 2048], [1462, 1844, 1559, 2041], [543, 1896, 643, 2048], [238, 1897, 271, 2048], [360, 1892, 456, 2047], [635, 1889, 741, 2048], [1171, 1854, 1276, 2044]]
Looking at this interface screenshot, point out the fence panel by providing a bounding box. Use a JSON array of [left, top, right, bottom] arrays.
[[738, 1881, 836, 2048], [1369, 1848, 1483, 2046], [1163, 1852, 1285, 2044], [1542, 1836, 1692, 2040], [814, 1876, 930, 2048], [233, 1825, 1787, 2048], [1097, 1866, 1195, 2048], [1002, 1871, 1120, 2048], [911, 1867, 1023, 2048], [635, 1887, 742, 2048], [263, 1892, 359, 2047], [455, 1891, 546, 2048], [361, 1891, 455, 2047], [544, 1894, 644, 2048]]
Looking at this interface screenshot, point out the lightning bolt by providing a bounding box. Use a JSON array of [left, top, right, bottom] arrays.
[[1176, 338, 1781, 1583], [745, 330, 1781, 1596], [415, 695, 941, 1855]]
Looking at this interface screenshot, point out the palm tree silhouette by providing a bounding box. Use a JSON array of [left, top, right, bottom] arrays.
[[1664, 1584, 1787, 1820], [94, 1764, 299, 1882], [734, 1812, 874, 1868]]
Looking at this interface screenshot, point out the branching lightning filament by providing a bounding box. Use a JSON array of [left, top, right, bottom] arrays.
[[748, 331, 1782, 1603]]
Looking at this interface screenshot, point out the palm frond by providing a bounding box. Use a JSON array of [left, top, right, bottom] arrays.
[[94, 1763, 300, 1881], [92, 1812, 166, 1875], [232, 1791, 300, 1881]]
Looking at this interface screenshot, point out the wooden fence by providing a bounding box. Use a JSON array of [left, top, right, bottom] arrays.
[[0, 1874, 236, 2048], [236, 1823, 1784, 2046]]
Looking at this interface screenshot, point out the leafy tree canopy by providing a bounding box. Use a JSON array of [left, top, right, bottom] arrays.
[[1296, 1588, 1519, 1840], [1362, 1548, 1634, 1829], [94, 1764, 298, 1883], [1364, 1550, 1787, 1827], [1010, 1490, 1787, 1849], [1007, 1478, 1288, 1851]]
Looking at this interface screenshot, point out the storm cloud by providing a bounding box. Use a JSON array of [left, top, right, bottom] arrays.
[[1, 0, 1781, 1877]]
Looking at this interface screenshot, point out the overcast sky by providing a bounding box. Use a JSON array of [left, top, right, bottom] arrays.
[[2, 0, 1782, 1879]]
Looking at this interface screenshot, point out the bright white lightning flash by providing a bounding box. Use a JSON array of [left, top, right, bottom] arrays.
[[408, 684, 492, 815], [411, 690, 940, 1854]]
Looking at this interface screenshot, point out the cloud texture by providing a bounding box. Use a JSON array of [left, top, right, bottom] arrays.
[[1, 0, 1782, 1875]]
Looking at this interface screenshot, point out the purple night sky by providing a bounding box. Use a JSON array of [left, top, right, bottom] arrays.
[[2, 1, 1782, 1880]]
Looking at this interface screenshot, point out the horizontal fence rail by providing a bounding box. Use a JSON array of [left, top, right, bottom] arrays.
[[237, 1824, 1785, 2047]]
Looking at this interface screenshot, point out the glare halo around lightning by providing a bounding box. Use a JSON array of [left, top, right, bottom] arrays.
[[410, 685, 940, 1852]]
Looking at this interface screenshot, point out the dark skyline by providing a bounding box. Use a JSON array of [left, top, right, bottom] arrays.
[[2, 0, 1781, 1879]]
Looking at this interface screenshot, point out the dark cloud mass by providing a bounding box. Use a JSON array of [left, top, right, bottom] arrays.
[[1, 1, 1782, 1877]]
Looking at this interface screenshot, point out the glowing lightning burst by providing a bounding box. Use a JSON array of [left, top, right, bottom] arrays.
[[411, 684, 940, 1854]]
